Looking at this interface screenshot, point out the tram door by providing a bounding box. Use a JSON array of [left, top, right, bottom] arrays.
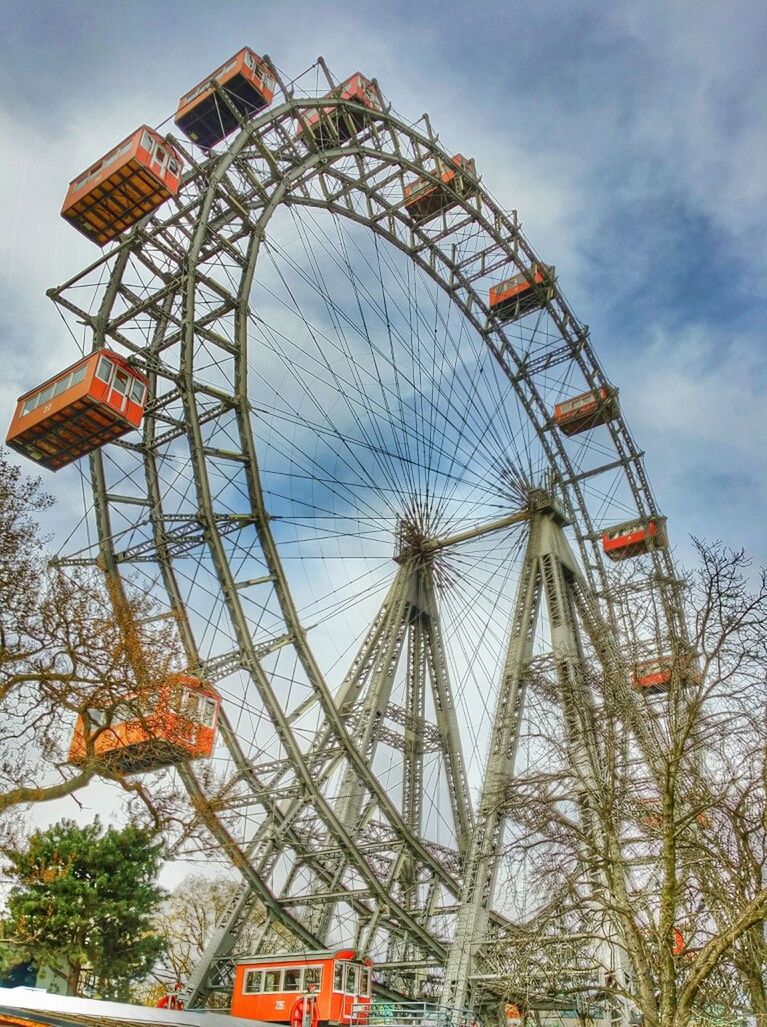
[[333, 962, 358, 1023]]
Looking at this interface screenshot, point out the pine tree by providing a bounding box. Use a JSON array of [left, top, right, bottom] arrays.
[[1, 818, 167, 999]]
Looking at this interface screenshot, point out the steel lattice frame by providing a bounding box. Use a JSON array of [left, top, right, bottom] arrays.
[[47, 59, 686, 1013]]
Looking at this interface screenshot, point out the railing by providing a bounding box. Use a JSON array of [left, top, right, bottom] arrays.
[[351, 1001, 477, 1027]]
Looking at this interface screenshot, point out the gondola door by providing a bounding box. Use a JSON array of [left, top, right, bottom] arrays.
[[149, 139, 170, 182], [107, 366, 131, 415]]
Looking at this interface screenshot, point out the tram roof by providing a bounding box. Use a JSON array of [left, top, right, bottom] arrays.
[[235, 949, 364, 965], [0, 988, 269, 1027]]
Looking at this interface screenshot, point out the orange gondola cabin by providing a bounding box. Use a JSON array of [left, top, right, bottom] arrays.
[[553, 386, 619, 436], [489, 264, 554, 323], [299, 73, 380, 149], [6, 350, 148, 471], [633, 657, 676, 694], [175, 47, 276, 149], [68, 674, 220, 774], [638, 797, 711, 832], [632, 652, 702, 694], [403, 154, 477, 222], [232, 950, 372, 1026], [61, 126, 183, 246], [602, 516, 667, 561]]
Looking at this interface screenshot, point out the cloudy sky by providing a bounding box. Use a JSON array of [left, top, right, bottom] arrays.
[[0, 0, 765, 861], [2, 0, 765, 566]]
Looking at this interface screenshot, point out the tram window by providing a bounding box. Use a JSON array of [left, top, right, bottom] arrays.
[[95, 357, 113, 383], [22, 394, 38, 416], [360, 968, 370, 996], [283, 968, 301, 992], [113, 370, 129, 395], [39, 385, 54, 406], [334, 963, 344, 992], [345, 965, 359, 995], [243, 969, 262, 994], [168, 159, 179, 176], [304, 967, 322, 990], [141, 131, 153, 150], [129, 378, 146, 404], [263, 970, 281, 993], [155, 147, 166, 165]]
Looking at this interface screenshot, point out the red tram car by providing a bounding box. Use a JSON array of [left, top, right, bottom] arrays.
[[61, 126, 183, 246], [299, 73, 380, 149], [602, 516, 667, 561], [68, 674, 220, 774], [403, 154, 477, 222], [6, 350, 148, 471], [553, 386, 619, 436], [488, 264, 554, 322], [175, 47, 276, 149], [231, 950, 372, 1026]]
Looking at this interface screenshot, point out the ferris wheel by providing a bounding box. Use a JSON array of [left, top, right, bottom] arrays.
[[10, 49, 691, 1015]]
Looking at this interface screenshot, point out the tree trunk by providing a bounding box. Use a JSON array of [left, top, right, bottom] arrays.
[[746, 969, 767, 1027], [66, 962, 81, 997]]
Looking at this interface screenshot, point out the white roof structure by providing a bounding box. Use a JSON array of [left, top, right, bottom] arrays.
[[0, 988, 270, 1027]]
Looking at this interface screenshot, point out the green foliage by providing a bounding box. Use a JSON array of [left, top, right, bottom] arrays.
[[1, 818, 167, 999]]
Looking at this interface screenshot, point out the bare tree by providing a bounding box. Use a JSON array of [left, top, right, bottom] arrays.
[[487, 540, 767, 1027], [132, 873, 296, 1007], [150, 875, 240, 988], [0, 451, 202, 839]]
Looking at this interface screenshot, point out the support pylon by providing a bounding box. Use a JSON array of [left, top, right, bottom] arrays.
[[184, 544, 473, 1004], [441, 491, 631, 1023]]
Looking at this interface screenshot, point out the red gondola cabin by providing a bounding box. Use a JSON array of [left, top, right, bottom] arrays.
[[6, 350, 148, 471], [299, 73, 380, 150], [602, 517, 667, 561], [553, 386, 619, 436], [61, 127, 183, 246], [68, 674, 220, 774], [489, 264, 554, 322], [403, 154, 477, 222], [175, 47, 276, 149], [232, 950, 372, 1026]]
